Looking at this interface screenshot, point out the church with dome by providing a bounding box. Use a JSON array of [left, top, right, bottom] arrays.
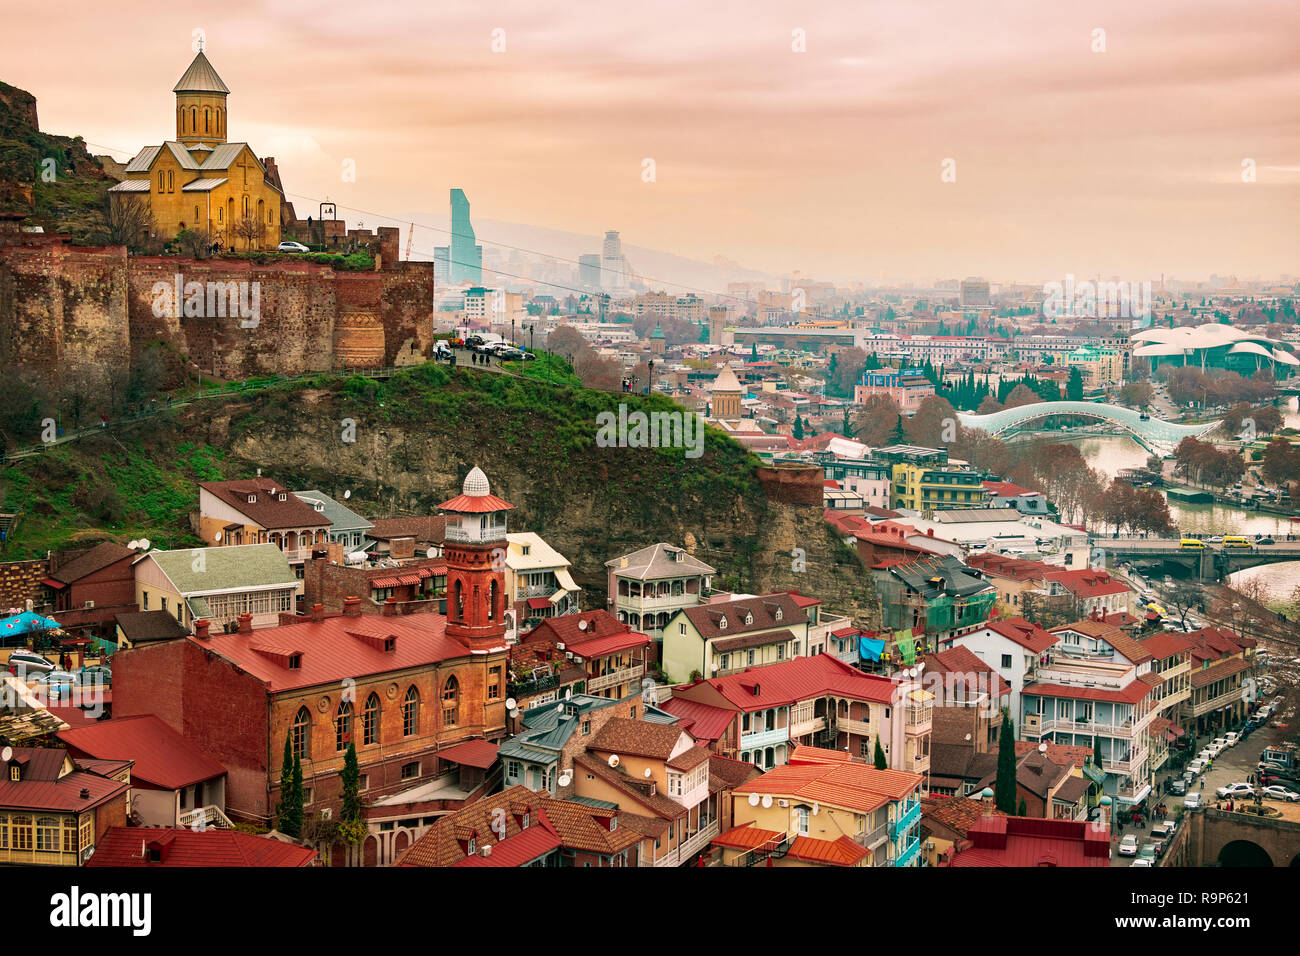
[[109, 48, 284, 249]]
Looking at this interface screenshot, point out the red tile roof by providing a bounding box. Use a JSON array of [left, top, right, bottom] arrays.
[[437, 493, 514, 513], [713, 822, 783, 851], [452, 822, 562, 866], [436, 739, 499, 770], [56, 715, 225, 790], [0, 747, 129, 812], [588, 718, 693, 761], [982, 480, 1036, 498], [658, 697, 736, 743], [676, 654, 901, 711], [682, 592, 809, 640], [785, 834, 870, 866], [1138, 632, 1197, 661], [1190, 656, 1251, 688], [962, 617, 1058, 654], [946, 815, 1109, 867], [733, 760, 923, 810], [1022, 678, 1155, 704], [965, 553, 1055, 582], [200, 479, 330, 531], [86, 827, 318, 867], [187, 614, 477, 693], [566, 630, 652, 660], [1043, 569, 1132, 599], [926, 645, 1012, 699]]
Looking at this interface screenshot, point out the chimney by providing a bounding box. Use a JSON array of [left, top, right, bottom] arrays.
[[237, 613, 253, 634], [194, 619, 211, 640], [343, 596, 362, 618], [309, 603, 324, 622], [382, 596, 398, 617]]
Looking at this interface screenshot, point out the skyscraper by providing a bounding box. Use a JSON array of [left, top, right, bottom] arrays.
[[601, 230, 630, 292], [449, 188, 483, 284]]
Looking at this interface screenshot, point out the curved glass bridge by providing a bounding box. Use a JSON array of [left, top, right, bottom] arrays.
[[956, 402, 1220, 454]]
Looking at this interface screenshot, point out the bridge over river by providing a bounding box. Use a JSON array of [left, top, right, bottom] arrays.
[[1097, 537, 1300, 580], [958, 402, 1219, 455]]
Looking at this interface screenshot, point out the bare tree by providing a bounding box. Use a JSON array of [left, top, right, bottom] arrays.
[[103, 195, 157, 252], [232, 216, 267, 251]]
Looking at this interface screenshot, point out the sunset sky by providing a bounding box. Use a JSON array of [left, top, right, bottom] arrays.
[[6, 0, 1298, 283]]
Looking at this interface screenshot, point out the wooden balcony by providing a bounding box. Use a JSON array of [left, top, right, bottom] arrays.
[[790, 715, 827, 739], [837, 717, 872, 737], [586, 663, 645, 694], [640, 818, 721, 867]]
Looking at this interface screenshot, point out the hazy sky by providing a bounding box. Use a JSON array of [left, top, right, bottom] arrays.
[[6, 0, 1298, 284]]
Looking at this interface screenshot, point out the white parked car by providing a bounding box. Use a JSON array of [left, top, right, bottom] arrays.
[[277, 240, 310, 253], [1130, 857, 1154, 867], [1150, 820, 1177, 839], [1183, 792, 1203, 810], [1223, 731, 1239, 747], [1118, 834, 1139, 856], [6, 650, 55, 674], [1261, 785, 1300, 802], [1215, 782, 1254, 799]]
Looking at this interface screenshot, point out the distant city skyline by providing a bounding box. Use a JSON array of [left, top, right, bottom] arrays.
[[5, 0, 1298, 283]]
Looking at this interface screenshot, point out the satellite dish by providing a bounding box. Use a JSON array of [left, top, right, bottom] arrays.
[[1038, 742, 1048, 754], [256, 468, 262, 477], [608, 755, 620, 768], [558, 773, 572, 787], [128, 540, 140, 549], [748, 793, 760, 807], [505, 698, 517, 711], [214, 531, 223, 542], [426, 547, 436, 559], [577, 620, 588, 631], [812, 802, 819, 816], [0, 746, 10, 762], [643, 768, 652, 778], [343, 490, 351, 500], [761, 794, 773, 808], [509, 709, 519, 719], [139, 538, 151, 550]]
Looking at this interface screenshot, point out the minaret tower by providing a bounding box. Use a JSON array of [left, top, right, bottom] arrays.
[[439, 467, 513, 654], [173, 45, 230, 148]]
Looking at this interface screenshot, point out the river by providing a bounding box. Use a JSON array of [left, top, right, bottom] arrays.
[[1071, 395, 1300, 611]]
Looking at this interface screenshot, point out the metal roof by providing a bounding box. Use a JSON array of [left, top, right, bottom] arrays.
[[142, 543, 298, 595], [108, 179, 151, 192], [124, 146, 162, 173], [173, 52, 230, 94], [181, 177, 228, 192], [293, 490, 374, 533], [201, 143, 250, 171]]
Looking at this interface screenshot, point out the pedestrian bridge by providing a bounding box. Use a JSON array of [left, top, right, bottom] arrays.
[[957, 402, 1219, 454]]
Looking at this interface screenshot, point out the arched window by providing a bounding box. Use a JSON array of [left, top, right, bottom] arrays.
[[292, 706, 311, 758], [403, 686, 420, 736], [191, 107, 197, 132], [217, 208, 223, 223], [257, 199, 264, 225], [167, 170, 174, 193], [242, 195, 250, 218], [36, 815, 60, 851], [454, 580, 464, 621], [194, 205, 200, 222], [218, 108, 223, 135], [205, 108, 210, 133], [488, 579, 497, 621], [158, 171, 165, 193], [336, 700, 353, 751], [363, 693, 380, 745], [442, 676, 459, 727]]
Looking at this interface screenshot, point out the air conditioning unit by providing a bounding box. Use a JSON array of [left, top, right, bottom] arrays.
[[481, 844, 492, 858], [321, 807, 332, 821], [83, 600, 95, 609], [777, 799, 789, 808]]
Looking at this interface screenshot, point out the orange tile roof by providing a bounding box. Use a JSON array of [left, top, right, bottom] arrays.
[[712, 822, 783, 851], [785, 834, 869, 866], [732, 761, 923, 812]]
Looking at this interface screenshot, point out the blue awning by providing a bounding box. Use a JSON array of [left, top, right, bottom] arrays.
[[859, 636, 886, 661]]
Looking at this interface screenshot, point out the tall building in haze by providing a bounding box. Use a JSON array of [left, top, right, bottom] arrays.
[[449, 188, 483, 284], [601, 230, 630, 292]]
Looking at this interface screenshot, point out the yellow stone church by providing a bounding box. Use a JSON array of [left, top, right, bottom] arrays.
[[110, 50, 282, 249]]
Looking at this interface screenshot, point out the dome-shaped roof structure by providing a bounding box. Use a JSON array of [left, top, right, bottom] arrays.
[[463, 466, 491, 497], [173, 52, 230, 94]]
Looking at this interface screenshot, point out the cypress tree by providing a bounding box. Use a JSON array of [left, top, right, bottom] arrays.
[[890, 414, 906, 443], [994, 709, 1018, 814], [275, 732, 295, 834], [793, 415, 805, 440], [873, 737, 888, 770], [1093, 736, 1103, 770], [289, 750, 304, 838], [341, 742, 362, 824], [1017, 797, 1027, 817]]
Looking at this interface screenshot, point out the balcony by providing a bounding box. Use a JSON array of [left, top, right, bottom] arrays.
[[889, 801, 921, 839], [790, 715, 827, 739], [445, 524, 507, 545], [905, 706, 932, 735], [178, 804, 235, 830], [836, 717, 872, 737], [857, 822, 889, 851], [740, 726, 789, 751], [619, 591, 695, 612], [895, 835, 922, 868], [1102, 746, 1149, 776], [586, 663, 645, 694], [911, 752, 931, 774], [1035, 717, 1134, 737], [640, 818, 720, 866]]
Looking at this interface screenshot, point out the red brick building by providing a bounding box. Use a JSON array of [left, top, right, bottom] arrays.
[[112, 468, 518, 831], [43, 542, 137, 641]]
